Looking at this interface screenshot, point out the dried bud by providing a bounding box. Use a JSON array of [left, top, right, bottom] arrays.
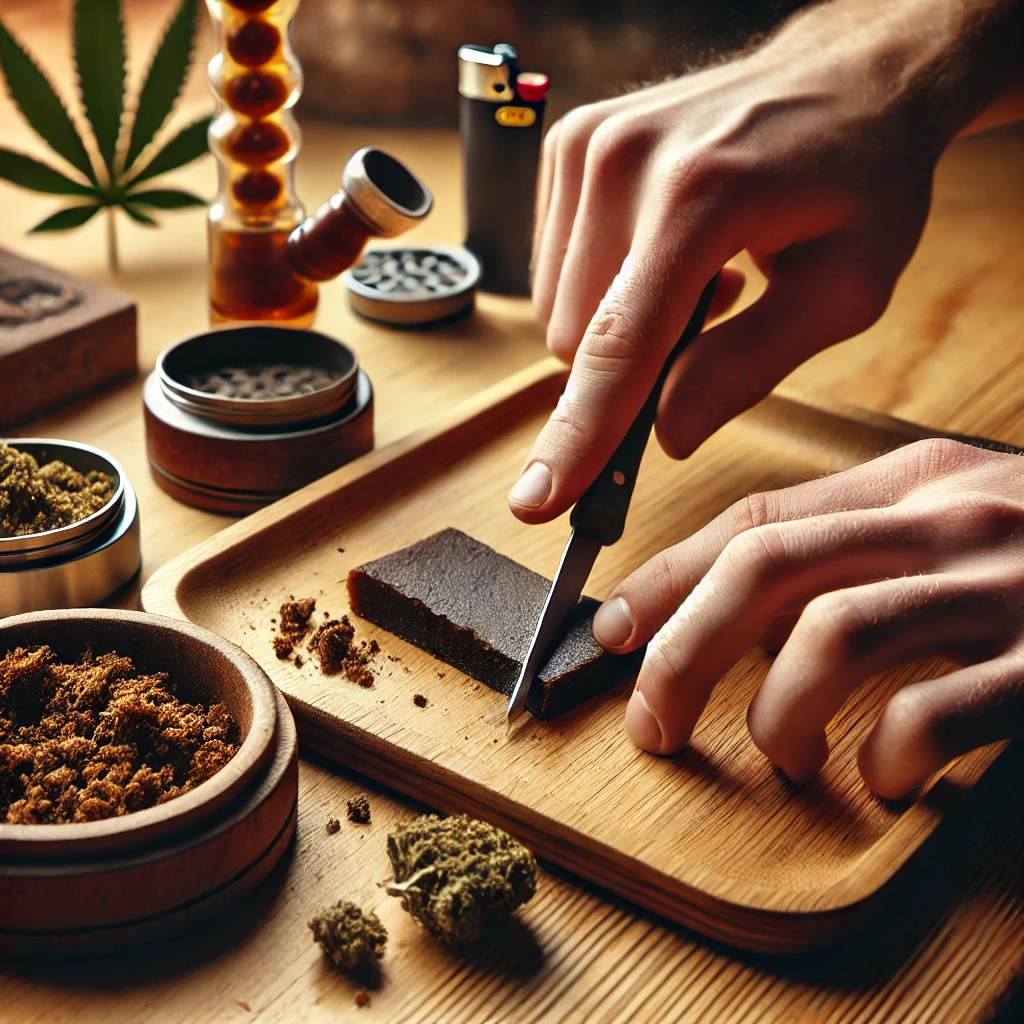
[[385, 814, 537, 945], [309, 900, 387, 980]]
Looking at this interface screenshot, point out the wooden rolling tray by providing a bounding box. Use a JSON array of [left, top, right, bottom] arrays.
[[142, 358, 1009, 953]]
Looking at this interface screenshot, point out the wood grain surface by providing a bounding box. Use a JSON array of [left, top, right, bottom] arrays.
[[0, 1, 1022, 1020], [141, 358, 1007, 952]]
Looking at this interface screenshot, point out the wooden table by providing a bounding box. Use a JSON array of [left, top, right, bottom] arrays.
[[1, 3, 1023, 1020]]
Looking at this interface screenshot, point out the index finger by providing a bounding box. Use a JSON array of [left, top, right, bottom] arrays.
[[509, 208, 730, 523]]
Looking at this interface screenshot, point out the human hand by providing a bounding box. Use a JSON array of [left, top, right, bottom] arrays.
[[510, 0, 1018, 522], [590, 438, 1024, 798]]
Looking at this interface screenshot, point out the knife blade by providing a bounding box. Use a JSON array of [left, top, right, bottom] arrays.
[[506, 273, 720, 722]]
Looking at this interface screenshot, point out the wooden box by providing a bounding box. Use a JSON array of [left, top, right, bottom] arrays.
[[0, 247, 136, 427]]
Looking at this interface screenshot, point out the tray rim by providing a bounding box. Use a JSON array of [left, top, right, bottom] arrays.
[[142, 356, 1010, 950]]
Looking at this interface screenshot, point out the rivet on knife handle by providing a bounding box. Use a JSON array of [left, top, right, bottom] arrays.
[[569, 273, 720, 546]]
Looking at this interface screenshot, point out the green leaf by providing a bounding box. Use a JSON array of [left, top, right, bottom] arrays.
[[123, 0, 198, 171], [0, 148, 98, 196], [74, 0, 126, 179], [0, 17, 98, 185], [29, 203, 102, 232], [127, 116, 210, 185], [124, 188, 205, 209], [120, 201, 158, 226]]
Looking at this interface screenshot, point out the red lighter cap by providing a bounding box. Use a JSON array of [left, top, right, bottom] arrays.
[[515, 72, 549, 102]]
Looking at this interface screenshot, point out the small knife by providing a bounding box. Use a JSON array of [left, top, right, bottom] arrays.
[[507, 274, 720, 722]]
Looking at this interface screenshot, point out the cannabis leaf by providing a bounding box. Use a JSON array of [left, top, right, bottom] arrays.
[[0, 0, 211, 271]]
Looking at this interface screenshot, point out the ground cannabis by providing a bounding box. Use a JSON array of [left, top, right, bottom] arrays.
[[271, 600, 381, 687], [0, 646, 240, 824], [0, 441, 116, 538], [308, 617, 378, 687], [347, 795, 371, 824], [309, 900, 388, 981], [385, 814, 538, 945], [272, 597, 316, 659]]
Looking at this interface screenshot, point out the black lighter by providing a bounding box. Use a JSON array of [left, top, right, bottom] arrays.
[[458, 44, 548, 295]]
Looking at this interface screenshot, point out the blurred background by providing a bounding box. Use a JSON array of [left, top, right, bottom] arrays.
[[1, 0, 812, 130], [291, 0, 810, 126]]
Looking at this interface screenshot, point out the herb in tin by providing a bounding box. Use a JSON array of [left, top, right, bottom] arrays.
[[0, 441, 116, 538], [0, 645, 239, 824]]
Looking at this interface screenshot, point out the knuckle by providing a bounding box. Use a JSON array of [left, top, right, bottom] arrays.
[[580, 305, 649, 367], [542, 119, 563, 161], [585, 116, 641, 181], [543, 402, 589, 447], [719, 525, 789, 588], [646, 631, 688, 692], [940, 491, 1024, 540], [884, 437, 975, 502], [801, 591, 873, 656], [905, 437, 974, 481], [881, 687, 928, 744], [556, 106, 602, 162], [726, 490, 777, 535], [646, 546, 688, 603], [651, 146, 734, 208]]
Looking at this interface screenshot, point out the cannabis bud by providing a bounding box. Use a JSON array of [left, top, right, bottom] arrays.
[[385, 814, 537, 945], [309, 900, 387, 980]]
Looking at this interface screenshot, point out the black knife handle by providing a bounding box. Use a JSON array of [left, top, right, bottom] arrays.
[[569, 274, 720, 546]]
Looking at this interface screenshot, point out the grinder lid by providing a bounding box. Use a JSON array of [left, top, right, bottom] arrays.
[[342, 243, 480, 327]]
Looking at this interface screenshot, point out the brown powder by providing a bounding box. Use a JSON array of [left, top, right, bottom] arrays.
[[0, 646, 240, 824], [325, 816, 341, 835], [273, 597, 316, 659], [413, 694, 428, 708], [347, 795, 371, 824], [0, 441, 117, 538], [308, 617, 377, 688]]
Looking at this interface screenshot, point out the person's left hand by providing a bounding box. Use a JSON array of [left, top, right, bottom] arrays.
[[591, 437, 1024, 798]]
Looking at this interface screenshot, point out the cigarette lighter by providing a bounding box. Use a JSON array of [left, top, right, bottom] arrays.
[[458, 44, 549, 295]]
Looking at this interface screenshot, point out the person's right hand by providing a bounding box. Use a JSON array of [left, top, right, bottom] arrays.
[[591, 438, 1024, 799], [510, 0, 1019, 523]]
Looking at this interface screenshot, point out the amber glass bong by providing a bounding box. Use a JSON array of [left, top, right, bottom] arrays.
[[206, 0, 433, 326]]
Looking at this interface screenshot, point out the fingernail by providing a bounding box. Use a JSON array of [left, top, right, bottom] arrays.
[[593, 597, 633, 649], [668, 391, 715, 458], [625, 687, 662, 752], [508, 462, 552, 509]]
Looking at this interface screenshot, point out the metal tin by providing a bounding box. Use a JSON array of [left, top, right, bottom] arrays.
[[342, 243, 480, 326], [144, 325, 374, 514], [0, 439, 141, 616], [157, 325, 360, 427]]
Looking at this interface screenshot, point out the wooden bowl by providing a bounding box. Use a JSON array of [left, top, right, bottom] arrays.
[[0, 610, 298, 954]]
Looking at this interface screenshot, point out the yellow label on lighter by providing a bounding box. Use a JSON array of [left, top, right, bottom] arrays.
[[495, 105, 536, 128]]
